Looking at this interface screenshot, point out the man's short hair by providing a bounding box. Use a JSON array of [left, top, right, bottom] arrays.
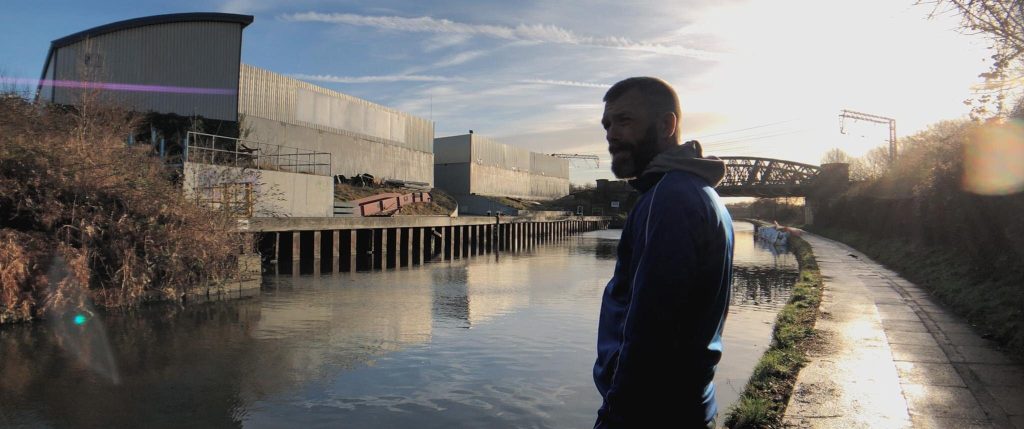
[[603, 76, 681, 126]]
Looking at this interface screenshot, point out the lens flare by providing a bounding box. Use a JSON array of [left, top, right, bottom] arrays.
[[963, 119, 1024, 196], [1, 77, 236, 95], [46, 255, 121, 385]]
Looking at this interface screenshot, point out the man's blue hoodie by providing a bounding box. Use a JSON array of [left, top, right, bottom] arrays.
[[594, 141, 734, 427]]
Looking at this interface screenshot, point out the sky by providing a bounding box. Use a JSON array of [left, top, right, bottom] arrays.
[[1, 0, 993, 184]]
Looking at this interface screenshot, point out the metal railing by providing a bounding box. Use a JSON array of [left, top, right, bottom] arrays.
[[185, 131, 331, 176]]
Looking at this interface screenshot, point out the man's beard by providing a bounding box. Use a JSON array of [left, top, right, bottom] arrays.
[[609, 125, 659, 179]]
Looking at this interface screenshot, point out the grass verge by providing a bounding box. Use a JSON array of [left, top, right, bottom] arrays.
[[724, 232, 823, 429], [808, 226, 1023, 360]]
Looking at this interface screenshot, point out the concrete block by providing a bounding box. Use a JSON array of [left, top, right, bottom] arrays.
[[910, 416, 994, 429], [953, 346, 1013, 365], [894, 361, 966, 387], [967, 364, 1024, 388], [901, 383, 987, 419], [883, 319, 930, 333], [978, 387, 1019, 415], [889, 343, 951, 363], [887, 331, 940, 347]]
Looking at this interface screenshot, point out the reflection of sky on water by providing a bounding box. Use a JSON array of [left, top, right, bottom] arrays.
[[729, 223, 799, 312], [0, 222, 797, 429]]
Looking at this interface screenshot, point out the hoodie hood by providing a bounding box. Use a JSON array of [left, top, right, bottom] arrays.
[[642, 140, 725, 186]]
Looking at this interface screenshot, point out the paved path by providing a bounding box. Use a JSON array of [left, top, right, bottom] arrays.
[[783, 234, 1024, 429]]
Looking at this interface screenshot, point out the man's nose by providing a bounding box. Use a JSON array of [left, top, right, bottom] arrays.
[[605, 125, 619, 142]]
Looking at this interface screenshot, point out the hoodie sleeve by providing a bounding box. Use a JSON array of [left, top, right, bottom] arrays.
[[601, 178, 708, 425]]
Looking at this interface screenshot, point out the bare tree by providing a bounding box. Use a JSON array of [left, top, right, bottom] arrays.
[[921, 0, 1024, 117], [821, 147, 853, 164], [852, 146, 892, 180]]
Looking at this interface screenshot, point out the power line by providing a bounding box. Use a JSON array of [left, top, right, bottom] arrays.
[[703, 129, 808, 146], [689, 119, 801, 140]]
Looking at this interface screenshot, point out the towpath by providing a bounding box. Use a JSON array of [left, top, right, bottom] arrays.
[[783, 234, 1024, 428]]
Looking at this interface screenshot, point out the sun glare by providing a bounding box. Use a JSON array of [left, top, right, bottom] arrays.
[[963, 119, 1024, 195]]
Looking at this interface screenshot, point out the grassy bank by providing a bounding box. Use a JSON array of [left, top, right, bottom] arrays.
[[724, 233, 823, 429], [0, 96, 245, 324], [808, 225, 1023, 360]]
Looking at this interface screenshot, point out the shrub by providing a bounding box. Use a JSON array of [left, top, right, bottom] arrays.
[[0, 95, 245, 323]]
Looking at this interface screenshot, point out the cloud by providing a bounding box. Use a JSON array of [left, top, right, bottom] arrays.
[[289, 73, 465, 83], [556, 103, 604, 110], [280, 12, 720, 59], [431, 50, 488, 68], [423, 34, 471, 52], [290, 73, 608, 88], [220, 0, 278, 13], [518, 79, 608, 89]]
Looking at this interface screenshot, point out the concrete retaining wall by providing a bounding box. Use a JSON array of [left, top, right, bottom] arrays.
[[183, 162, 334, 217]]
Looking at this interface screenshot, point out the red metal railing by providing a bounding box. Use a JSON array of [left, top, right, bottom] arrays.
[[343, 192, 432, 216]]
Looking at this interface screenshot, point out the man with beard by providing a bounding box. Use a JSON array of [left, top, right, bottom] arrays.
[[593, 77, 734, 428]]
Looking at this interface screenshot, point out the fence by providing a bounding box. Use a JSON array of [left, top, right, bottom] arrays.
[[185, 131, 331, 176]]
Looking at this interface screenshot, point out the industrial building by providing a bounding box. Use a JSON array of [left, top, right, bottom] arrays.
[[39, 13, 248, 122], [36, 12, 434, 187], [237, 65, 434, 185], [434, 133, 570, 203]]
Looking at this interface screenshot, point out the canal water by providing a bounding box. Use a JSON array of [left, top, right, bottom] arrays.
[[0, 222, 796, 428]]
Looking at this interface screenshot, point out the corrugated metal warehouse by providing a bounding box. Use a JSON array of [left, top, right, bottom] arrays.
[[38, 13, 250, 122], [434, 133, 570, 200], [37, 13, 434, 186]]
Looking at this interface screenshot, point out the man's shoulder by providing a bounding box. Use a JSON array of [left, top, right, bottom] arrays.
[[639, 171, 730, 229], [662, 170, 715, 190], [645, 171, 715, 209]]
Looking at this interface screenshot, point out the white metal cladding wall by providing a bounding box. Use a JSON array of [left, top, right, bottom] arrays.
[[50, 21, 242, 121], [244, 116, 434, 185], [239, 64, 433, 154], [470, 135, 531, 172], [431, 133, 571, 198], [466, 165, 568, 200], [433, 135, 472, 164], [529, 174, 570, 199], [469, 164, 532, 198], [529, 152, 570, 178]]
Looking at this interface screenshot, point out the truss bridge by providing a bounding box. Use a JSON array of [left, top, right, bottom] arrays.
[[716, 157, 822, 197]]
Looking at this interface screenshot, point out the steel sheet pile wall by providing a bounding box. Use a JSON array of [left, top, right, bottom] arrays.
[[239, 65, 434, 185], [42, 18, 245, 121], [434, 134, 569, 200]]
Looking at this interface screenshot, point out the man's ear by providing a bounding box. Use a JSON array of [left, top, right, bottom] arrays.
[[658, 112, 678, 140]]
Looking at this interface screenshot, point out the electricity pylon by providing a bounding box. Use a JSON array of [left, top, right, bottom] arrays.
[[839, 109, 897, 163]]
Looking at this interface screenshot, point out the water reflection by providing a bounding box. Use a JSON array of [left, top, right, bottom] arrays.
[[0, 223, 797, 429], [591, 236, 619, 260], [1, 301, 260, 428]]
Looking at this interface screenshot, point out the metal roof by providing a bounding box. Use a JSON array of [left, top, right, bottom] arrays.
[[36, 13, 253, 103], [50, 13, 253, 49]]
